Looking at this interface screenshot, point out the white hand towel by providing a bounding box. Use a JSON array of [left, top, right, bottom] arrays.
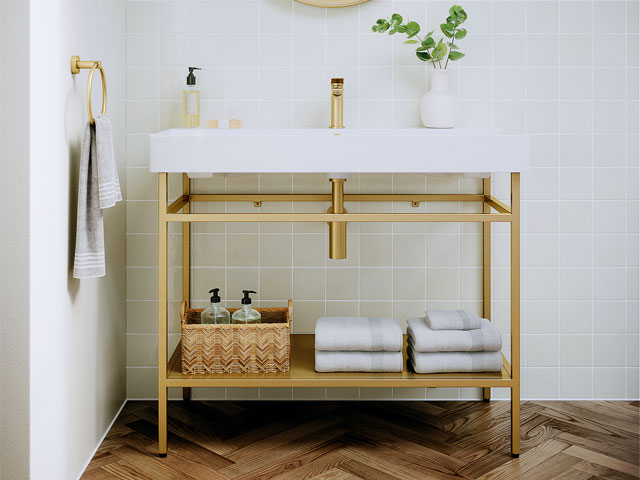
[[315, 350, 403, 373], [409, 350, 503, 374], [407, 317, 502, 353], [425, 309, 482, 331], [315, 316, 403, 352], [73, 115, 122, 278]]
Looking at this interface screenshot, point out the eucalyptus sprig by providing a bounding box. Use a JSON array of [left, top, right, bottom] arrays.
[[371, 5, 468, 69]]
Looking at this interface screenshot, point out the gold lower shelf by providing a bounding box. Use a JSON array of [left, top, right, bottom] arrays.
[[165, 335, 512, 389]]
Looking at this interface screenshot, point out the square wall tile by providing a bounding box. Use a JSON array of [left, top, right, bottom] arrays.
[[594, 335, 626, 367], [593, 368, 626, 398], [560, 335, 592, 367]]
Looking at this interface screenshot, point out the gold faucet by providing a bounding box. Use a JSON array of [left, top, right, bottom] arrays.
[[330, 78, 345, 129]]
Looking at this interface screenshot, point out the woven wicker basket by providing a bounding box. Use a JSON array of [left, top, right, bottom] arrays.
[[180, 300, 292, 374]]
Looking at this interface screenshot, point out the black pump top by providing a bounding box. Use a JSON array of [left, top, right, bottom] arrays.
[[241, 290, 256, 305], [187, 66, 201, 85], [209, 288, 221, 303]]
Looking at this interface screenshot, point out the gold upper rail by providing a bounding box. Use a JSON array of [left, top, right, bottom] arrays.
[[70, 55, 107, 125]]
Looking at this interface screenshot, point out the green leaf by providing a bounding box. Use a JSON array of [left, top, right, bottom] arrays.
[[388, 26, 398, 35], [440, 23, 454, 38], [432, 39, 447, 60], [415, 45, 430, 51], [454, 28, 467, 39], [425, 30, 434, 38], [449, 43, 459, 50], [378, 22, 390, 33], [406, 21, 420, 37], [422, 37, 435, 48], [391, 13, 403, 25], [416, 50, 432, 61], [371, 25, 379, 32], [448, 50, 465, 61], [450, 5, 466, 20], [397, 24, 408, 33], [404, 39, 419, 44], [376, 19, 386, 25]]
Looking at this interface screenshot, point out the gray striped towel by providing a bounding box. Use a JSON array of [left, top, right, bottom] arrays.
[[73, 115, 121, 278]]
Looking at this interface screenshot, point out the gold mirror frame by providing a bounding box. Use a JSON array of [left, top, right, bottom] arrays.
[[295, 0, 369, 7]]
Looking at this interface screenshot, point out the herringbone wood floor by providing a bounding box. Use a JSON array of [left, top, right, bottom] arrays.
[[82, 400, 639, 480]]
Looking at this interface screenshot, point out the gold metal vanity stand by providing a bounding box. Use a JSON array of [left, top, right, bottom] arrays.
[[156, 172, 521, 458]]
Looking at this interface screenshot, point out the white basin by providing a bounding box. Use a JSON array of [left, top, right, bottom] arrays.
[[149, 128, 530, 174]]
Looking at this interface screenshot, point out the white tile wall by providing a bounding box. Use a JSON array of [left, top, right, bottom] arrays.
[[125, 0, 639, 400]]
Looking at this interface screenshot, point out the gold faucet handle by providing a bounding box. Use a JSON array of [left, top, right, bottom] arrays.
[[331, 78, 344, 96]]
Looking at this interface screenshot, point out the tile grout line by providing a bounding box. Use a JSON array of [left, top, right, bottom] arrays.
[[523, 0, 528, 399], [556, 0, 561, 398], [623, 0, 628, 399], [591, 0, 595, 399]]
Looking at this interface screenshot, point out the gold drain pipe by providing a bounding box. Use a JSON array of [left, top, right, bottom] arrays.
[[328, 178, 347, 259]]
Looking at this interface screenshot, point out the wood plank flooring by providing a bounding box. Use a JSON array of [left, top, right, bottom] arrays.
[[82, 400, 639, 480]]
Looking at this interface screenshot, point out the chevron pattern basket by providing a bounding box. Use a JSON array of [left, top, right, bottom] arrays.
[[180, 300, 292, 374]]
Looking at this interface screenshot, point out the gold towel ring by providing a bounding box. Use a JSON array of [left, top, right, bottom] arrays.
[[70, 56, 107, 125]]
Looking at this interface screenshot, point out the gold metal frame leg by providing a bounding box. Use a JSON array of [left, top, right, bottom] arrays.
[[483, 177, 492, 403], [510, 172, 521, 457], [158, 173, 169, 456], [182, 174, 192, 402]]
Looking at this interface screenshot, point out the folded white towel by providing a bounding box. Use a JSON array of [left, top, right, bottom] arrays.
[[73, 115, 122, 279], [407, 317, 502, 353], [315, 350, 403, 372], [315, 316, 403, 352], [425, 309, 481, 331], [409, 350, 503, 374]]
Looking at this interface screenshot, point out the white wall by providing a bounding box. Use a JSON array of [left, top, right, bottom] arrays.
[[4, 0, 127, 479], [125, 0, 638, 401], [1, 1, 31, 477]]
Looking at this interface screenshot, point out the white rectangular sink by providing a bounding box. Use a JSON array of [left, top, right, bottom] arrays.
[[149, 128, 530, 174]]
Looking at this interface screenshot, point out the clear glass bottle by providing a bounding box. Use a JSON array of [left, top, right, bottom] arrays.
[[201, 288, 230, 325], [182, 67, 201, 128], [231, 290, 261, 324]]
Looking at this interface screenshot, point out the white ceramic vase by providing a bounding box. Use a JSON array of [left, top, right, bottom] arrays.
[[420, 69, 456, 129]]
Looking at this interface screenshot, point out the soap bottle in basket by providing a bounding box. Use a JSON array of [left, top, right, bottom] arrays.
[[232, 290, 261, 324], [201, 288, 230, 324]]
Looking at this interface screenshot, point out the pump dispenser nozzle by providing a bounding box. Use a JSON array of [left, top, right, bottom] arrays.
[[233, 290, 261, 324], [241, 290, 256, 305], [201, 287, 230, 324], [186, 66, 201, 85], [209, 288, 221, 303]]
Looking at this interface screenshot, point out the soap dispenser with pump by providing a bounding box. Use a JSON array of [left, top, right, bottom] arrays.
[[182, 66, 201, 128], [231, 290, 261, 324], [201, 288, 230, 325]]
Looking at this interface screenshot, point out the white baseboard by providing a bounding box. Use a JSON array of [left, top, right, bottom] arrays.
[[76, 399, 127, 480]]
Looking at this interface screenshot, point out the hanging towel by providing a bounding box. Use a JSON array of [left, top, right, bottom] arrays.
[[73, 115, 121, 278], [409, 350, 503, 374], [407, 317, 502, 353], [425, 309, 482, 331], [315, 350, 403, 373], [315, 316, 403, 352]]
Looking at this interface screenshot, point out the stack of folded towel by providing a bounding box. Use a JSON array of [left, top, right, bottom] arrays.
[[315, 316, 403, 372], [407, 310, 503, 374]]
